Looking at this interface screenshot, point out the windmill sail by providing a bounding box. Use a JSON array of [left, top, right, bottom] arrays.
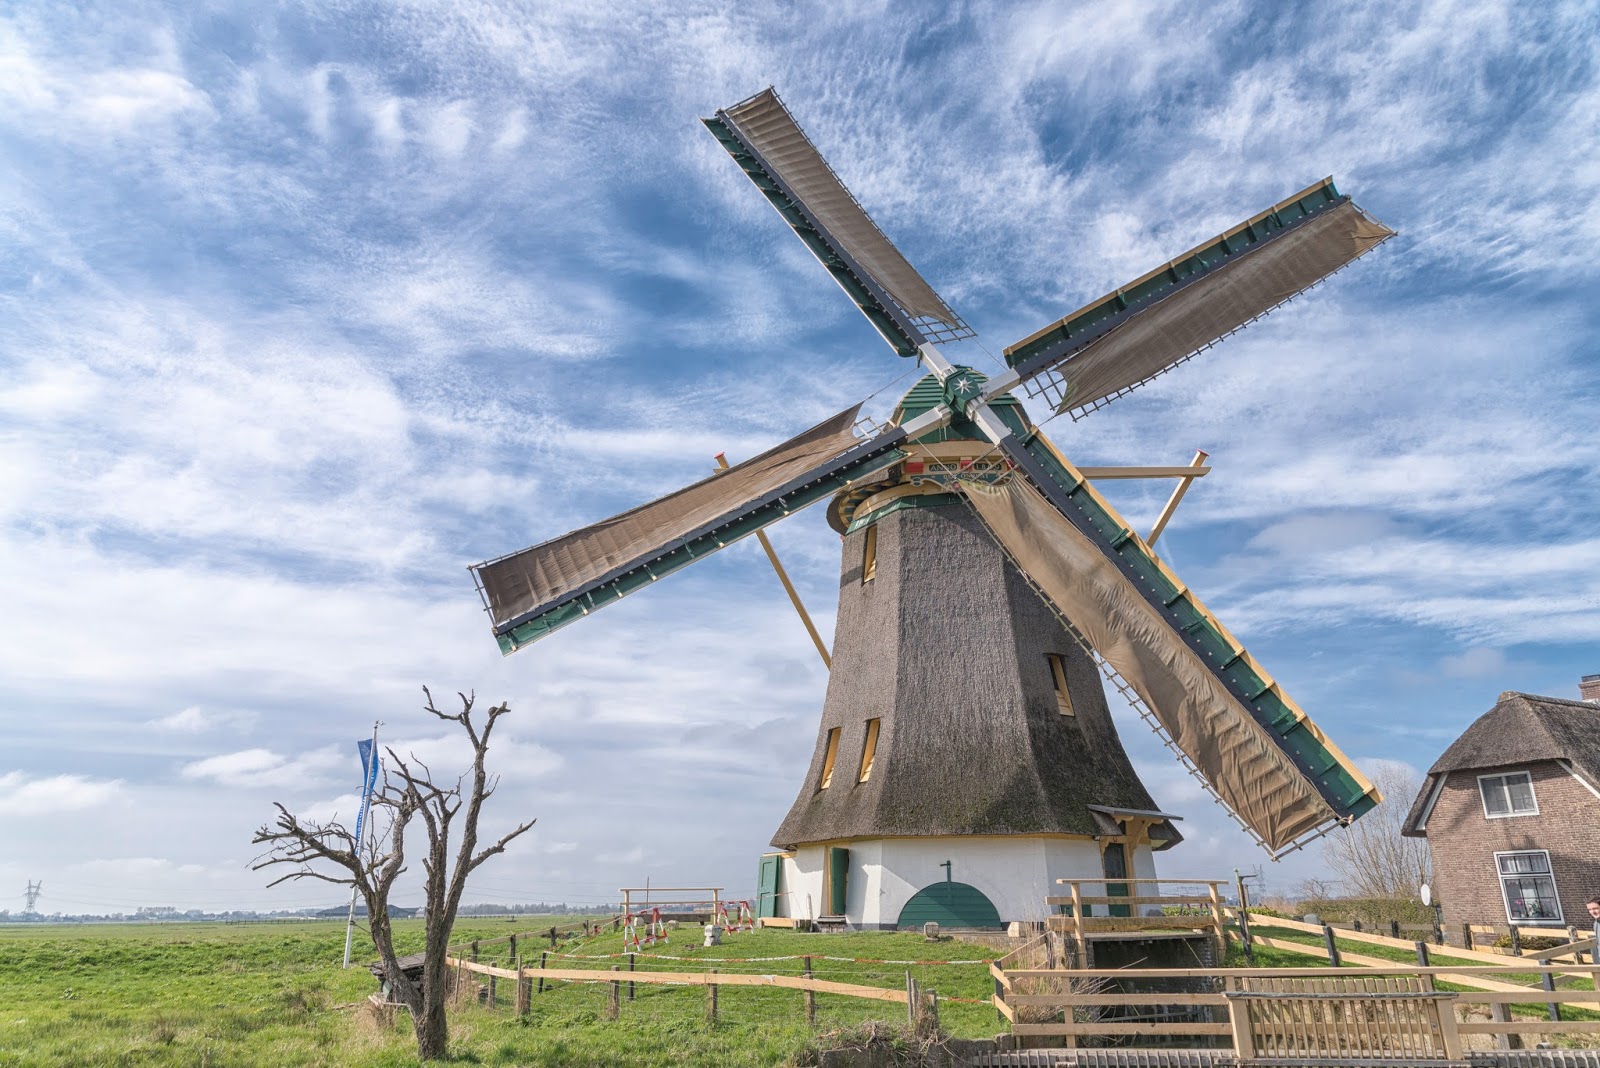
[[962, 430, 1379, 854], [1004, 180, 1395, 417], [704, 88, 974, 355], [473, 406, 909, 653]]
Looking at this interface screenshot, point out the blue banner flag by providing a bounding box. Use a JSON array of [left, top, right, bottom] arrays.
[[352, 738, 380, 847]]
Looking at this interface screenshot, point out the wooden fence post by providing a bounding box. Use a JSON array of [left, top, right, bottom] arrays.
[[549, 926, 558, 948], [928, 988, 939, 1034], [706, 969, 718, 1024], [1208, 883, 1226, 960], [606, 965, 620, 1020], [628, 952, 636, 1001], [1489, 1003, 1522, 1050], [1390, 919, 1401, 940], [994, 962, 1005, 1023], [516, 966, 531, 1017], [1415, 941, 1431, 967], [1511, 926, 1522, 956], [905, 973, 917, 1027], [537, 951, 547, 995], [1462, 924, 1473, 950], [471, 940, 479, 963], [1353, 918, 1362, 933], [509, 934, 517, 969], [803, 956, 816, 1027], [1540, 961, 1561, 1021], [1322, 925, 1341, 967], [1227, 976, 1256, 1062], [488, 974, 497, 1009]]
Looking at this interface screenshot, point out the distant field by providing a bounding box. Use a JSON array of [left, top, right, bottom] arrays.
[[0, 918, 1000, 1066]]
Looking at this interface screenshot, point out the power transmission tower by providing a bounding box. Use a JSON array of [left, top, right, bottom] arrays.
[[23, 881, 42, 916]]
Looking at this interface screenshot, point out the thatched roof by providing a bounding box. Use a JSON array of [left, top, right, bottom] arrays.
[[1402, 691, 1600, 835], [771, 497, 1180, 849]]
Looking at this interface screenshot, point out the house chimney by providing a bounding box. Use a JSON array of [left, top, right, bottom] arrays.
[[1582, 674, 1600, 704]]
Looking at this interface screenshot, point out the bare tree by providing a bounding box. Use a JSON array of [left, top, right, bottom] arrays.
[[1322, 763, 1432, 899], [252, 688, 534, 1060]]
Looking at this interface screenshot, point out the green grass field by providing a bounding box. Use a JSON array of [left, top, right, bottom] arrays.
[[0, 918, 1002, 1067], [9, 918, 1591, 1066]]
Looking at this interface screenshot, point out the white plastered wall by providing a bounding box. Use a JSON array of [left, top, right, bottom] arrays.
[[776, 836, 1161, 927]]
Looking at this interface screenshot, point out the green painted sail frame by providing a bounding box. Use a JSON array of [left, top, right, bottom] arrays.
[[703, 113, 927, 356], [987, 418, 1379, 833], [1003, 178, 1350, 378], [485, 430, 910, 654]]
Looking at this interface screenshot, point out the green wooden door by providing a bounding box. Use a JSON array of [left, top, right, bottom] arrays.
[[897, 882, 1001, 928], [1102, 843, 1131, 918], [827, 848, 849, 916], [756, 854, 783, 918]]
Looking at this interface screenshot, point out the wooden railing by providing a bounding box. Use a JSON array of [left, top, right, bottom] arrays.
[[991, 963, 1600, 1050], [1047, 878, 1227, 965]]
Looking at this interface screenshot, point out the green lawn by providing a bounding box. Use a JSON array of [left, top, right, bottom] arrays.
[[0, 919, 1002, 1067]]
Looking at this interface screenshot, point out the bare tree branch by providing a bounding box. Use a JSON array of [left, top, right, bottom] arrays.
[[250, 686, 535, 1061]]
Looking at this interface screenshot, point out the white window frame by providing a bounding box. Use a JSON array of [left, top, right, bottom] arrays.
[[1477, 770, 1538, 819], [1494, 849, 1564, 927]]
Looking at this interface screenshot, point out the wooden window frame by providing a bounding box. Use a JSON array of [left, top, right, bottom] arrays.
[[1048, 654, 1075, 716], [858, 718, 880, 783], [819, 727, 841, 789], [1495, 849, 1564, 927], [1478, 770, 1538, 819]]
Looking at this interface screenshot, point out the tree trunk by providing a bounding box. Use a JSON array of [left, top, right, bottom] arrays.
[[415, 995, 450, 1060]]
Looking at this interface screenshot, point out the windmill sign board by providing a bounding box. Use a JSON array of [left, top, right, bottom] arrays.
[[472, 89, 1392, 929]]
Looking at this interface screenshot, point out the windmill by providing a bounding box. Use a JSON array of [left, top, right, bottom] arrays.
[[472, 88, 1394, 928]]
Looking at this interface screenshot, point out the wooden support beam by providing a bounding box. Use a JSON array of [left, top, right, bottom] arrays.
[[715, 453, 831, 669], [1147, 449, 1209, 546], [1077, 465, 1212, 480]]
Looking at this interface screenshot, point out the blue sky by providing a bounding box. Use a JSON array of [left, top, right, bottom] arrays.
[[2, 0, 1597, 915]]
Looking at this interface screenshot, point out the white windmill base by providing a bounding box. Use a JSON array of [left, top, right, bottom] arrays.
[[770, 835, 1160, 930]]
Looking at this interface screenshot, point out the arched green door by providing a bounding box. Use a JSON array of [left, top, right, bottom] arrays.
[[897, 881, 1001, 928]]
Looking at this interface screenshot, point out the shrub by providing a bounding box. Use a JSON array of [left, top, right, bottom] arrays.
[[1294, 897, 1434, 927], [1492, 933, 1568, 953]]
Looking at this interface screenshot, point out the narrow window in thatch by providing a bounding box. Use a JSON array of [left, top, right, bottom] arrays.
[[862, 525, 878, 583], [858, 719, 881, 782], [819, 728, 841, 789], [1048, 654, 1074, 715]]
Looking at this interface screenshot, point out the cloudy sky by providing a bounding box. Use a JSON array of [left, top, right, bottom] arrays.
[[2, 0, 1597, 917]]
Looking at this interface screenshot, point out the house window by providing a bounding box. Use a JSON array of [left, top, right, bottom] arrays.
[[1479, 771, 1538, 818], [858, 719, 880, 782], [819, 728, 841, 789], [862, 526, 877, 584], [1496, 850, 1563, 925], [1048, 654, 1074, 716]]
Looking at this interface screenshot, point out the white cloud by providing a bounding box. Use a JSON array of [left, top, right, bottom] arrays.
[[0, 771, 122, 814], [181, 746, 344, 789], [148, 705, 254, 732], [1436, 648, 1511, 680]]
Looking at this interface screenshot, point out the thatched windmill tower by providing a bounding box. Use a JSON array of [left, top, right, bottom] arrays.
[[764, 374, 1182, 927], [471, 89, 1393, 929]]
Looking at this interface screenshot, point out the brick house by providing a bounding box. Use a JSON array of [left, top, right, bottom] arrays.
[[1402, 682, 1600, 931]]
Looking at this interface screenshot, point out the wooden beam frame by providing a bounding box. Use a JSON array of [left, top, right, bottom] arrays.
[[714, 452, 831, 669], [1147, 449, 1209, 546]]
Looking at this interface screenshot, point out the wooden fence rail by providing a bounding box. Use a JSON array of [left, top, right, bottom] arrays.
[[992, 962, 1600, 1050], [446, 955, 910, 1005]]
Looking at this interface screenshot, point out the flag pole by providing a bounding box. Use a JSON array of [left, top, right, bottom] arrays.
[[343, 719, 381, 968]]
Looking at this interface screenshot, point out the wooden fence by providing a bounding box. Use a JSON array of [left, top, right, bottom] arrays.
[[991, 962, 1600, 1051], [444, 953, 948, 1029], [1047, 879, 1228, 965]]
